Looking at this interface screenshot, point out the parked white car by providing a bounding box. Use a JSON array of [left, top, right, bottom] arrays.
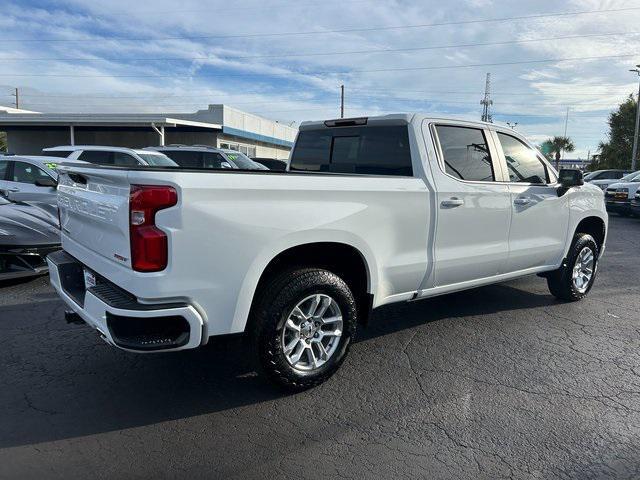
[[48, 114, 608, 389], [604, 172, 640, 216], [590, 170, 640, 191], [42, 145, 177, 167]]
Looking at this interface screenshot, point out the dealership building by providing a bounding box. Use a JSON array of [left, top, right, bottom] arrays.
[[0, 104, 297, 159]]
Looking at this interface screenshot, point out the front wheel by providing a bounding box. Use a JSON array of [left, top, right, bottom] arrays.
[[250, 268, 358, 390], [547, 233, 598, 301]]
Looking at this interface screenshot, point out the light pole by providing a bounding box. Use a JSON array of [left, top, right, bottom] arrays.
[[630, 65, 640, 171], [629, 65, 640, 171]]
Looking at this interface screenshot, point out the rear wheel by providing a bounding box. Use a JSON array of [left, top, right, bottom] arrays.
[[250, 268, 358, 390], [547, 233, 598, 301]]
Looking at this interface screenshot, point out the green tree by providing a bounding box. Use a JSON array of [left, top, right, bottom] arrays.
[[589, 95, 638, 171], [541, 136, 575, 170], [0, 131, 6, 152]]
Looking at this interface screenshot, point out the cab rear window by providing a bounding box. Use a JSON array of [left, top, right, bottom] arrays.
[[290, 125, 413, 176]]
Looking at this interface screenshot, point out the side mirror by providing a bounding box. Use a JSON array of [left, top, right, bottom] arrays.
[[557, 169, 583, 196], [35, 178, 57, 188]]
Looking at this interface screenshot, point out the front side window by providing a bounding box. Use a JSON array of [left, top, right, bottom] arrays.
[[497, 133, 548, 184], [135, 153, 176, 167], [290, 125, 413, 176], [11, 162, 52, 184], [0, 160, 8, 180], [113, 152, 140, 167], [435, 125, 494, 181]]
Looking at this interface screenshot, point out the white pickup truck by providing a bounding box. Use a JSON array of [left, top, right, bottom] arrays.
[[48, 114, 607, 389]]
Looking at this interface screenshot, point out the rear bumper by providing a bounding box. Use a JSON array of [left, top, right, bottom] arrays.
[[47, 250, 204, 352]]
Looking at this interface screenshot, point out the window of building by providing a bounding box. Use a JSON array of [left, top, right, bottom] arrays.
[[11, 162, 52, 184], [435, 125, 494, 182], [290, 125, 413, 176], [497, 133, 549, 184]]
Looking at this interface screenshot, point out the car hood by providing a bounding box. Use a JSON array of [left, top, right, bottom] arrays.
[[607, 181, 640, 189], [0, 201, 60, 246]]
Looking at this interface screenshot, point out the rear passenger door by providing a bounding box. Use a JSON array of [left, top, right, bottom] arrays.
[[428, 123, 512, 286], [492, 131, 570, 272]]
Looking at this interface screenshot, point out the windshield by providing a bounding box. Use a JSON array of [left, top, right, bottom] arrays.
[[224, 152, 267, 170], [137, 153, 178, 167]]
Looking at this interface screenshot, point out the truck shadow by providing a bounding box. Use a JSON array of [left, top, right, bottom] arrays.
[[0, 282, 555, 449]]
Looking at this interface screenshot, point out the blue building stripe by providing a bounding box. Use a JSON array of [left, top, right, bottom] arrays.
[[222, 126, 294, 148]]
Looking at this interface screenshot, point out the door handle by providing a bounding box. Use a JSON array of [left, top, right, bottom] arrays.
[[441, 197, 464, 208], [514, 197, 531, 206]]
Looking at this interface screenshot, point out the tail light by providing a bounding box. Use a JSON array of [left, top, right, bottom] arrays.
[[129, 185, 177, 272]]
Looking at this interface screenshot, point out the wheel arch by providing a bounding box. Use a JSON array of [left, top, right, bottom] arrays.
[[574, 215, 606, 253], [229, 234, 379, 334]]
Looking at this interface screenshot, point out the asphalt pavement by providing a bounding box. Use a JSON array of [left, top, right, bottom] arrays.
[[1, 215, 639, 479]]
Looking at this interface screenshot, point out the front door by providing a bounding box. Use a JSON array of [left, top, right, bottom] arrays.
[[428, 123, 512, 287], [492, 131, 570, 272], [6, 160, 57, 203]]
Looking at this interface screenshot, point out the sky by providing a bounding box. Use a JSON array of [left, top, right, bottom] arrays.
[[1, 0, 639, 157]]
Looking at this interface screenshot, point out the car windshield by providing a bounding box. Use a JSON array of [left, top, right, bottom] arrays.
[[618, 171, 640, 182], [137, 153, 178, 167], [224, 152, 267, 170]]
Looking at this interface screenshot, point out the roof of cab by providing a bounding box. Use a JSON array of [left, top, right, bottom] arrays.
[[299, 113, 503, 132]]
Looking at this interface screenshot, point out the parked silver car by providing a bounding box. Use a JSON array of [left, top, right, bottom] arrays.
[[0, 155, 85, 208]]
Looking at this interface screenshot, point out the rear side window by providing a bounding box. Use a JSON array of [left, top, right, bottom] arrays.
[[78, 150, 113, 165], [42, 150, 73, 158], [435, 125, 494, 181], [290, 125, 413, 176], [0, 160, 7, 180], [162, 150, 203, 168], [497, 133, 549, 184]]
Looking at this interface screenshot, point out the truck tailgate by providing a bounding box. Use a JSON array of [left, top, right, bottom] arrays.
[[57, 165, 132, 268]]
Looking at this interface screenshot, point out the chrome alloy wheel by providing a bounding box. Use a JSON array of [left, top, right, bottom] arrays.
[[572, 246, 595, 293], [281, 294, 343, 371]]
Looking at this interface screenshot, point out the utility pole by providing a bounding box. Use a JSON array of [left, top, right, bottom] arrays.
[[12, 87, 19, 109], [480, 73, 493, 123], [630, 65, 640, 171], [340, 84, 344, 119], [560, 107, 570, 167]]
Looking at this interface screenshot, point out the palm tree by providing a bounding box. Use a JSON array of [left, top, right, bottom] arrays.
[[541, 136, 575, 171]]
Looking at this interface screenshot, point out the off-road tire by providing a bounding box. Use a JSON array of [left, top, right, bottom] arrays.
[[547, 233, 598, 301], [250, 268, 357, 390]]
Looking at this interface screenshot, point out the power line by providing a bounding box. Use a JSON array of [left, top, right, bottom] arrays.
[[0, 53, 635, 78], [2, 87, 634, 99], [2, 6, 639, 43], [1, 31, 638, 62]]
